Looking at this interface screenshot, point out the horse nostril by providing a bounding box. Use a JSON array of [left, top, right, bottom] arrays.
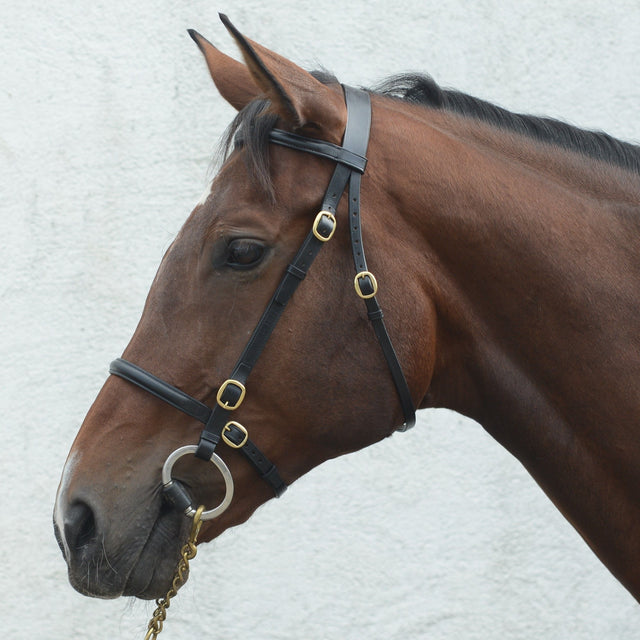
[[64, 501, 97, 551]]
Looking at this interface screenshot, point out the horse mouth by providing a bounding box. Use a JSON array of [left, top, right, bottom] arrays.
[[123, 503, 192, 599], [56, 500, 191, 600]]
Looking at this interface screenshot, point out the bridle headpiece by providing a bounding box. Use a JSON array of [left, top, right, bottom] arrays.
[[109, 85, 415, 519]]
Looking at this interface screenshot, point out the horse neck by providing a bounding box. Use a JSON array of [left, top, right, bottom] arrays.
[[372, 99, 640, 598], [375, 101, 640, 422]]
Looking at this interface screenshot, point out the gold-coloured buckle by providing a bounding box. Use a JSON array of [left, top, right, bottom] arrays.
[[222, 421, 249, 449], [216, 379, 246, 410], [312, 211, 336, 242], [354, 271, 378, 299]]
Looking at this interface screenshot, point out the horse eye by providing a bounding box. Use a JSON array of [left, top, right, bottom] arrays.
[[226, 239, 266, 269]]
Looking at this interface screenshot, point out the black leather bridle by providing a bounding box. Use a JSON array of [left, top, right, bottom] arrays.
[[109, 86, 415, 519]]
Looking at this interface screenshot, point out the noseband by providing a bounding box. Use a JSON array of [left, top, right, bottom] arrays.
[[109, 86, 415, 520]]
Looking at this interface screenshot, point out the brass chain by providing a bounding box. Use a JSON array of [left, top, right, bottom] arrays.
[[144, 505, 205, 640]]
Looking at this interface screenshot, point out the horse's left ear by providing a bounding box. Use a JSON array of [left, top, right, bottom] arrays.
[[220, 14, 347, 140], [188, 29, 261, 111]]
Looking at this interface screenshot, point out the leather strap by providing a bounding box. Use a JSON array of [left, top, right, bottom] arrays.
[[269, 129, 367, 174], [109, 358, 211, 423], [342, 90, 415, 430]]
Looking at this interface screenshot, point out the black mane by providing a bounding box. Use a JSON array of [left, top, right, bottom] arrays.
[[221, 71, 640, 188], [375, 73, 640, 175]]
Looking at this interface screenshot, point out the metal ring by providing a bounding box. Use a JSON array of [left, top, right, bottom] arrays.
[[162, 445, 234, 521]]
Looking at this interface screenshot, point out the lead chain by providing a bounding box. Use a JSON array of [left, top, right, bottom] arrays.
[[144, 505, 205, 640]]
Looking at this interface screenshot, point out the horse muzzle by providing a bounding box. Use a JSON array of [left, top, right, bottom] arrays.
[[53, 452, 191, 599]]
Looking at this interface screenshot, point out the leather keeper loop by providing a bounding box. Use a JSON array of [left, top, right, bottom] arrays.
[[261, 465, 287, 497], [286, 263, 307, 280], [195, 432, 219, 460]]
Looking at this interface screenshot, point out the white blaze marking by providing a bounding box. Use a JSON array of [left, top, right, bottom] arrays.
[[195, 181, 213, 208], [53, 450, 80, 557]]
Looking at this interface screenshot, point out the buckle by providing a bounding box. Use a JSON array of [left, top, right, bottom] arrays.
[[312, 211, 336, 242], [216, 379, 246, 410], [222, 421, 249, 449], [354, 271, 378, 299]]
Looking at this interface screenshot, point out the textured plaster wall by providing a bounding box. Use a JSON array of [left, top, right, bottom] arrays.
[[2, 1, 640, 638]]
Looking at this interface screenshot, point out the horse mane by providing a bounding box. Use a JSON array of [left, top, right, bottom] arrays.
[[220, 71, 640, 193], [375, 73, 640, 175]]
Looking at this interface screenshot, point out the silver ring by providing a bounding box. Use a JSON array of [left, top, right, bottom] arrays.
[[162, 445, 234, 520]]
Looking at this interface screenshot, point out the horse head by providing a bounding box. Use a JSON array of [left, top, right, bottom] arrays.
[[54, 16, 430, 599]]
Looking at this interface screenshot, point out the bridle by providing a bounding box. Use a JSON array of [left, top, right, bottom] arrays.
[[109, 85, 415, 520]]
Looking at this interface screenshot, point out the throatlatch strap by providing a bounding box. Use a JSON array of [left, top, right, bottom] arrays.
[[342, 87, 415, 429], [346, 161, 416, 427]]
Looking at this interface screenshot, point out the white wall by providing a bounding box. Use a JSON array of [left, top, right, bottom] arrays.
[[2, 1, 639, 638]]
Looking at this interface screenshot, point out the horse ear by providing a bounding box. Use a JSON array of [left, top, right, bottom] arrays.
[[219, 14, 347, 139], [188, 29, 261, 111]]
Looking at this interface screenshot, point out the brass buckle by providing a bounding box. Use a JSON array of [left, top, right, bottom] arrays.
[[222, 421, 249, 449], [216, 379, 246, 410], [312, 211, 336, 242], [354, 271, 378, 299]]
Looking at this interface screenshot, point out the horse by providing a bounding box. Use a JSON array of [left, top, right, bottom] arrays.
[[54, 14, 640, 606]]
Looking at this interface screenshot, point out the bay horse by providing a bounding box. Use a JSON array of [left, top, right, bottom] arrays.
[[54, 14, 640, 607]]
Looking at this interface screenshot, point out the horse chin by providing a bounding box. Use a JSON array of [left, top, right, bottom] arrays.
[[121, 505, 191, 600]]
